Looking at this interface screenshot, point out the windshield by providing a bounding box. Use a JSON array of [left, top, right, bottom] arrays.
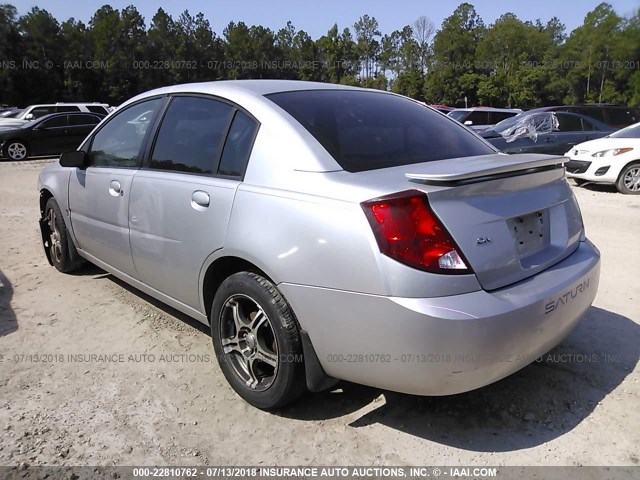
[[447, 111, 469, 121], [268, 90, 494, 172], [609, 122, 640, 139]]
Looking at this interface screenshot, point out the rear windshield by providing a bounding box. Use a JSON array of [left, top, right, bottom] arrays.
[[267, 90, 494, 172]]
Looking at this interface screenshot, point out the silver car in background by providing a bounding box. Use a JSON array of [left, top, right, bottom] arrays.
[[38, 81, 600, 409]]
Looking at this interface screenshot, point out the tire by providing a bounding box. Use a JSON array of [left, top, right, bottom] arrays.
[[3, 140, 29, 161], [616, 163, 640, 195], [44, 198, 84, 273], [573, 178, 588, 187], [210, 272, 306, 409]]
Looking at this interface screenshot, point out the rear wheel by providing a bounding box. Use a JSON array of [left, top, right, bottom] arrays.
[[616, 163, 640, 195], [210, 272, 306, 409], [3, 140, 29, 161]]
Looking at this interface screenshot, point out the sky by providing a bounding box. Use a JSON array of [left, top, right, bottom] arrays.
[[9, 0, 640, 38]]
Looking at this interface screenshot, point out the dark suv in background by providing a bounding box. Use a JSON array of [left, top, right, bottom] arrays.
[[528, 104, 640, 128]]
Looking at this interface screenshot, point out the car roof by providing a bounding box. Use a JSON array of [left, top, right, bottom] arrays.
[[120, 80, 372, 109], [514, 110, 612, 129], [449, 107, 522, 113], [32, 111, 105, 122]]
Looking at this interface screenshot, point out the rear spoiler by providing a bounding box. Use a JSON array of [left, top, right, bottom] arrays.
[[405, 154, 565, 184]]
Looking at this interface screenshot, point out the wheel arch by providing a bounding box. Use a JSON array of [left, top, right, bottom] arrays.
[[201, 254, 276, 323], [200, 252, 338, 393], [39, 188, 54, 217]]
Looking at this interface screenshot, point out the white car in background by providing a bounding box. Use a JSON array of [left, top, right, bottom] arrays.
[[565, 122, 640, 194]]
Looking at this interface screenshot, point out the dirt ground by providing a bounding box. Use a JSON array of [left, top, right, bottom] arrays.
[[0, 159, 638, 467]]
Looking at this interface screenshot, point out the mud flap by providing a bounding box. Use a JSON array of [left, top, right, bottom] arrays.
[[300, 329, 340, 392]]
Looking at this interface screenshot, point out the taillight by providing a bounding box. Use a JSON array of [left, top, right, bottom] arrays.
[[361, 190, 471, 274]]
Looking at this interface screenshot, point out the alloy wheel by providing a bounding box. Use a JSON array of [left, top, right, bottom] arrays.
[[219, 294, 278, 391], [623, 167, 640, 192], [47, 208, 63, 264], [7, 142, 27, 160]]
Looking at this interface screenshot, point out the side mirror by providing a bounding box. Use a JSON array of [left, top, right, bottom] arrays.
[[464, 120, 473, 126], [59, 150, 88, 169], [24, 113, 34, 120]]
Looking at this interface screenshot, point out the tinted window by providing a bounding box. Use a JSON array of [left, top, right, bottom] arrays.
[[556, 114, 582, 132], [40, 116, 68, 128], [56, 106, 81, 113], [218, 111, 259, 177], [572, 107, 605, 123], [489, 111, 517, 123], [605, 108, 636, 127], [89, 98, 162, 168], [466, 111, 490, 125], [150, 96, 234, 174], [69, 114, 100, 126], [87, 105, 108, 114], [268, 90, 494, 172]]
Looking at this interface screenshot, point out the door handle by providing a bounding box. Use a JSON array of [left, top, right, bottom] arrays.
[[109, 180, 123, 197], [191, 190, 210, 209]]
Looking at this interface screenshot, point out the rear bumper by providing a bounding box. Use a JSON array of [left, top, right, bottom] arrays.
[[280, 240, 600, 396]]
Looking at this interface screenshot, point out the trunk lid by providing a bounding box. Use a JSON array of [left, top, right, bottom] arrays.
[[404, 154, 583, 290]]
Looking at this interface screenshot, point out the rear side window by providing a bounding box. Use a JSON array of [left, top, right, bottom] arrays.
[[87, 105, 108, 114], [571, 107, 605, 123], [218, 111, 259, 177], [268, 90, 494, 172], [150, 96, 234, 174], [89, 98, 162, 168], [69, 114, 100, 126]]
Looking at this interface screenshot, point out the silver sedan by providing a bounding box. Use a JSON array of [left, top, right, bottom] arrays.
[[38, 81, 600, 409]]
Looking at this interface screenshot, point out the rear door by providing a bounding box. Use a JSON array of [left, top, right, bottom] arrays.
[[65, 114, 101, 151], [128, 95, 259, 310], [68, 97, 164, 276]]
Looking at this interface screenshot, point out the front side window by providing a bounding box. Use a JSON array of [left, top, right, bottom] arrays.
[[268, 90, 494, 172], [150, 96, 234, 174], [556, 114, 583, 132], [467, 111, 490, 125], [89, 98, 162, 168], [29, 107, 55, 119]]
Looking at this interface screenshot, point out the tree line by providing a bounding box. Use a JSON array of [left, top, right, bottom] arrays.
[[0, 2, 639, 108]]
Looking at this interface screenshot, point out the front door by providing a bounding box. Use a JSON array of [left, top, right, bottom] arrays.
[[68, 98, 163, 276]]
